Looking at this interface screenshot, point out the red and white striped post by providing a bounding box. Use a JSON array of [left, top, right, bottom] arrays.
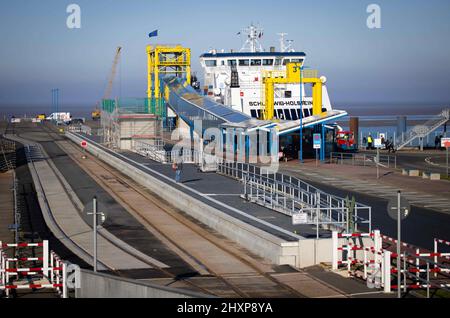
[[43, 240, 49, 277], [332, 231, 338, 270], [62, 262, 67, 298], [434, 238, 438, 278], [383, 250, 391, 293]]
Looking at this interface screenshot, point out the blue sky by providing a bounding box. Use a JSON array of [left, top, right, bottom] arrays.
[[0, 0, 450, 109]]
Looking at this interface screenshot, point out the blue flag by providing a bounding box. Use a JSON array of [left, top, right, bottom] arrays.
[[148, 30, 158, 38]]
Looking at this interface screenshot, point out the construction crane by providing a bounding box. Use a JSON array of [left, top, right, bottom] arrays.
[[92, 46, 122, 120]]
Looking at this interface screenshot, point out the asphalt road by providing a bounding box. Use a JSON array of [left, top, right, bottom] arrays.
[[360, 149, 449, 175]]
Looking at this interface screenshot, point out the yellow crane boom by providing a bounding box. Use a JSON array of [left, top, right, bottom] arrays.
[[103, 46, 122, 100], [92, 46, 122, 120]]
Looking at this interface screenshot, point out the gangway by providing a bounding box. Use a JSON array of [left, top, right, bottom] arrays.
[[395, 108, 449, 151]]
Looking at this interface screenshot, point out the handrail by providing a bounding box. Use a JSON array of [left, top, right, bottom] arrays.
[[218, 160, 372, 232]]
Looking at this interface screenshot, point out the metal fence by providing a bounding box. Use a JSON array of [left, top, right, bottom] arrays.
[[67, 125, 92, 135], [329, 152, 397, 169], [0, 138, 16, 172], [218, 161, 372, 232], [133, 140, 198, 164]]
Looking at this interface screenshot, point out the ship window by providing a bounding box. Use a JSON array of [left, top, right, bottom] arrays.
[[251, 59, 262, 66], [205, 60, 217, 67], [256, 110, 261, 118], [303, 109, 310, 118], [263, 59, 274, 65], [250, 109, 257, 118], [291, 59, 303, 63], [284, 109, 292, 120], [227, 59, 237, 66], [221, 60, 225, 66], [282, 59, 290, 65], [239, 59, 250, 66], [284, 91, 292, 98], [290, 109, 298, 120], [277, 109, 284, 119], [274, 59, 282, 66]]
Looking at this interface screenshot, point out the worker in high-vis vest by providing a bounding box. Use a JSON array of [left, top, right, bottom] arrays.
[[367, 134, 373, 150]]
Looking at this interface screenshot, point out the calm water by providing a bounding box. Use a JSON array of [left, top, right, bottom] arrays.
[[0, 103, 447, 147]]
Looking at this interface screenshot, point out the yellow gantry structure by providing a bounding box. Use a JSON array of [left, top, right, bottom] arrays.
[[261, 62, 325, 121], [146, 45, 191, 100]]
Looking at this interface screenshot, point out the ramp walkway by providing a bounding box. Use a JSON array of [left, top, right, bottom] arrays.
[[5, 135, 153, 271], [73, 132, 359, 241], [163, 76, 347, 134], [395, 108, 450, 150]]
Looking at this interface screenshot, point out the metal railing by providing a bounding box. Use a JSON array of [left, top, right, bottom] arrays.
[[243, 175, 357, 233], [395, 108, 450, 150], [133, 140, 199, 164], [396, 252, 450, 297], [0, 138, 16, 172], [329, 152, 397, 169], [218, 161, 372, 232], [67, 125, 92, 135]]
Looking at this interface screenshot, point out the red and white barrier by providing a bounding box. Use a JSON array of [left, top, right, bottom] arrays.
[[332, 230, 393, 292], [332, 232, 450, 294], [332, 230, 382, 274], [0, 240, 67, 298]]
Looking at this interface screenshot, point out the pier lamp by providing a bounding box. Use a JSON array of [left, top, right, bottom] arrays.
[[299, 65, 304, 162]]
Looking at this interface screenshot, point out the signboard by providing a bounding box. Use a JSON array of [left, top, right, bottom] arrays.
[[313, 133, 321, 149], [387, 196, 411, 221], [374, 138, 382, 148], [80, 140, 88, 148], [292, 212, 308, 225], [441, 137, 450, 148]]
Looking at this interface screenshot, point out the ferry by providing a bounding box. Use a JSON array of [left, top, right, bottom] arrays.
[[199, 24, 334, 121]]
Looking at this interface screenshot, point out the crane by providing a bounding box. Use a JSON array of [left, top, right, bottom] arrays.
[[92, 46, 122, 120]]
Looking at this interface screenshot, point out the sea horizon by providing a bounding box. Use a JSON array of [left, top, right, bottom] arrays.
[[0, 102, 447, 119]]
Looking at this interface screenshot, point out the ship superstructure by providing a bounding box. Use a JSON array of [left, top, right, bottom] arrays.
[[199, 24, 333, 121]]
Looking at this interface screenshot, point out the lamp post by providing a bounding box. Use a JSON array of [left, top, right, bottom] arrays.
[[51, 88, 59, 114], [387, 191, 410, 298], [299, 65, 304, 163], [86, 196, 106, 272]]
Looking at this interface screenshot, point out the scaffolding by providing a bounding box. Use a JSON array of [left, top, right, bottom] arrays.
[[101, 98, 165, 149], [146, 45, 191, 101]]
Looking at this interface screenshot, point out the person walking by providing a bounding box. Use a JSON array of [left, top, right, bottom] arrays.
[[173, 160, 183, 183], [367, 134, 373, 150], [435, 135, 440, 149]]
